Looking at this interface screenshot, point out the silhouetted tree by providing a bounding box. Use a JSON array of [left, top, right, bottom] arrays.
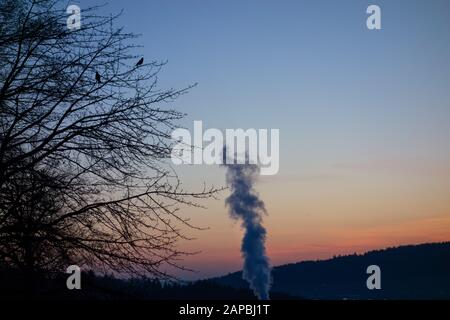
[[0, 0, 218, 287]]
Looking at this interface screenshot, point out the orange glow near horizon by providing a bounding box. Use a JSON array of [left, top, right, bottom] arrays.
[[177, 212, 450, 280], [174, 161, 450, 280]]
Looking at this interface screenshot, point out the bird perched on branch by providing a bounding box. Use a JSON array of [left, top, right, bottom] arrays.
[[95, 71, 101, 83], [136, 57, 144, 66]]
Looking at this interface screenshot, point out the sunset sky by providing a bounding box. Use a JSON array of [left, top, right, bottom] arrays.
[[83, 0, 450, 279]]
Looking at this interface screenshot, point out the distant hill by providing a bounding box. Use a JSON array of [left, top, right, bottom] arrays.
[[2, 242, 449, 299], [211, 242, 450, 299]]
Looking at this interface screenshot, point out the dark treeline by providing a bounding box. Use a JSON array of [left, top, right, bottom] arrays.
[[0, 269, 298, 300], [1, 242, 448, 300], [212, 242, 450, 300]]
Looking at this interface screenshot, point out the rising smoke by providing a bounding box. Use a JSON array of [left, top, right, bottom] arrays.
[[224, 153, 272, 300]]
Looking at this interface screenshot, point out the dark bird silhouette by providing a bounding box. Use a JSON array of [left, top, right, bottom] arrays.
[[136, 57, 144, 66], [95, 71, 101, 83]]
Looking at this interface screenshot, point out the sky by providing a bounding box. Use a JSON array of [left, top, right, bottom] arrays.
[[80, 0, 450, 279]]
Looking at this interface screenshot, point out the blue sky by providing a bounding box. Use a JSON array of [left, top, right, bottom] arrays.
[[81, 0, 450, 161], [85, 0, 450, 182], [78, 0, 450, 278]]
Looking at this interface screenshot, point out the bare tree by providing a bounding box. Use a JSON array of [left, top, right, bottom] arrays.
[[0, 0, 218, 282]]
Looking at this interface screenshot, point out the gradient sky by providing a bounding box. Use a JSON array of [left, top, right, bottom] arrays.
[[81, 0, 450, 279]]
